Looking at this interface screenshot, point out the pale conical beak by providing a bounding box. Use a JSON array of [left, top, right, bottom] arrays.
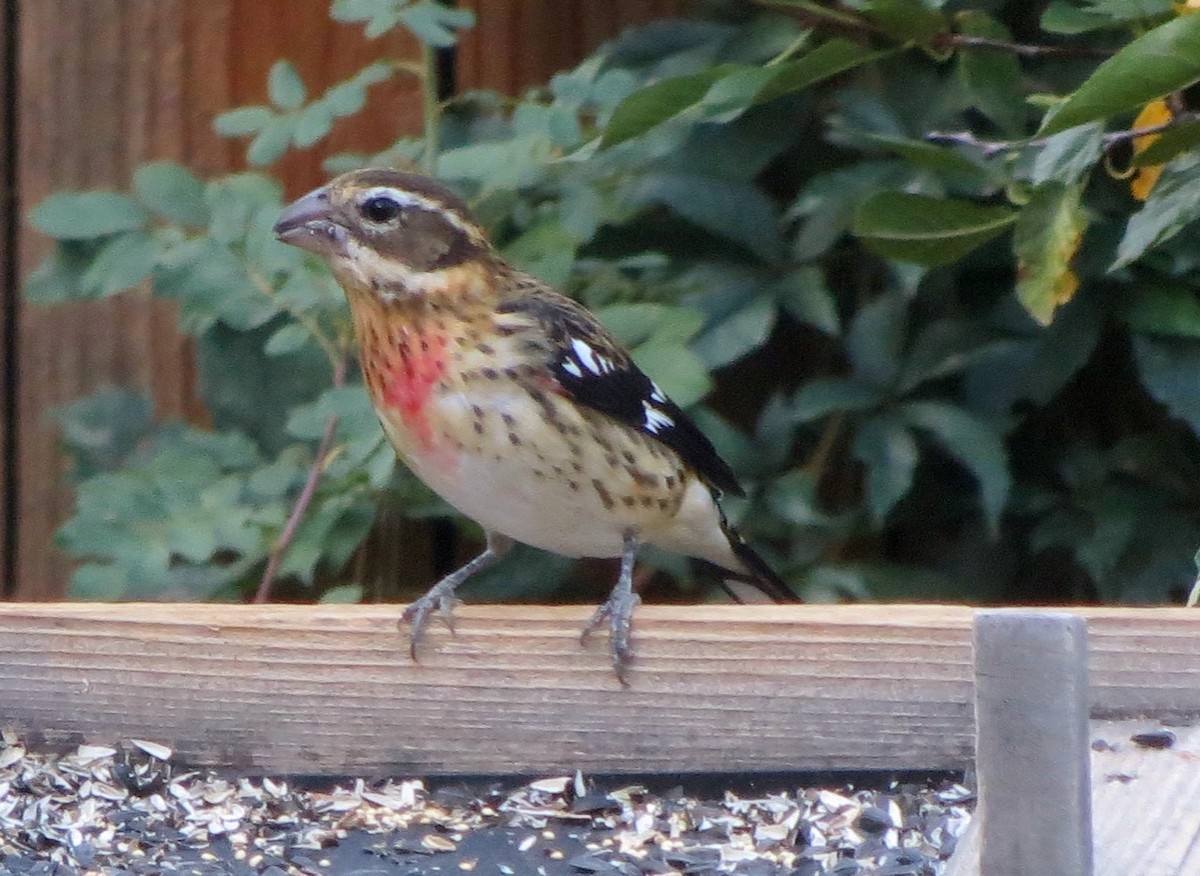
[[274, 186, 348, 257]]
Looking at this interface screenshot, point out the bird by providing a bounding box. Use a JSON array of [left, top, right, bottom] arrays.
[[273, 168, 799, 684]]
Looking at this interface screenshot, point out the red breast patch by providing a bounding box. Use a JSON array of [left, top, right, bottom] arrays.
[[381, 328, 448, 452]]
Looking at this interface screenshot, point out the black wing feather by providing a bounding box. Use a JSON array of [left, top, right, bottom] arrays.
[[497, 293, 744, 497]]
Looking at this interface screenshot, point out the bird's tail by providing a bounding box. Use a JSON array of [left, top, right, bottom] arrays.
[[719, 514, 802, 604]]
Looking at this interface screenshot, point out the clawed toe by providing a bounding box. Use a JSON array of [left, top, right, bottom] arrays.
[[399, 589, 459, 660], [581, 589, 641, 686]]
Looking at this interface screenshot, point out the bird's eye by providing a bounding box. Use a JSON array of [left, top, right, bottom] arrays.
[[360, 194, 402, 224]]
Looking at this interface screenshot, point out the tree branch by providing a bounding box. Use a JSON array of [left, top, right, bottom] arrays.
[[926, 111, 1200, 157], [754, 0, 1117, 60], [942, 34, 1115, 60], [254, 357, 348, 604]]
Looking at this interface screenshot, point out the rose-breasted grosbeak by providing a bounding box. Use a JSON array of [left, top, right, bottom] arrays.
[[274, 168, 798, 683]]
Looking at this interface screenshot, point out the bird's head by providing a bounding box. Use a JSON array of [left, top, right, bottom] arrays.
[[274, 168, 491, 296]]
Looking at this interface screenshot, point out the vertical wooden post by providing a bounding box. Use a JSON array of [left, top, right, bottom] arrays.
[[973, 611, 1093, 876]]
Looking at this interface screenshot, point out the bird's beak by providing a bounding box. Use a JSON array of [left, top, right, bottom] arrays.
[[274, 186, 348, 257]]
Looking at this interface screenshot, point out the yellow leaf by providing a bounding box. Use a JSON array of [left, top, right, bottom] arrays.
[[1015, 182, 1088, 326], [1130, 99, 1172, 200]]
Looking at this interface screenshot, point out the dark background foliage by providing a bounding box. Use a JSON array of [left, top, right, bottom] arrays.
[[25, 0, 1200, 609]]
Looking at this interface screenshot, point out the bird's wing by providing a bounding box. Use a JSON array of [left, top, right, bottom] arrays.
[[495, 283, 744, 497]]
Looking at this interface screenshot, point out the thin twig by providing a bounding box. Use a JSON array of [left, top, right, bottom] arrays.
[[926, 111, 1200, 156], [254, 357, 348, 604], [944, 34, 1115, 60], [247, 267, 344, 369], [420, 42, 440, 175], [755, 0, 1117, 60]]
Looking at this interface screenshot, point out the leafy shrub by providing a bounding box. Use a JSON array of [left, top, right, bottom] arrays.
[[27, 0, 1200, 606]]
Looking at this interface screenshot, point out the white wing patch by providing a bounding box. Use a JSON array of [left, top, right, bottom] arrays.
[[569, 338, 615, 376], [642, 400, 675, 434]]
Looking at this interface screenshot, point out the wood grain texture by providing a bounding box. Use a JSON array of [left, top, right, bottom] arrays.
[[973, 613, 1092, 876], [15, 1, 212, 598], [1, 0, 15, 596], [12, 1, 685, 600], [456, 0, 686, 93], [2, 603, 1199, 777], [947, 718, 1200, 876], [12, 1, 426, 598]]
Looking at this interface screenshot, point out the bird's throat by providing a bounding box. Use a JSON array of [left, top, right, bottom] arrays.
[[351, 297, 450, 455]]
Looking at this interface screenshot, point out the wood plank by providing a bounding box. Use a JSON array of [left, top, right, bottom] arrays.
[[14, 1, 210, 598], [0, 0, 15, 597], [456, 0, 686, 94], [1092, 719, 1200, 876], [972, 612, 1092, 876], [1, 604, 1199, 777], [12, 1, 427, 599], [947, 717, 1200, 876]]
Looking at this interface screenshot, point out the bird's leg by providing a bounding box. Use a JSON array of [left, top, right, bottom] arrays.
[[581, 531, 641, 685], [400, 531, 513, 660]]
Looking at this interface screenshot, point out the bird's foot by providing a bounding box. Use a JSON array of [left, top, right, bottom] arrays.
[[399, 580, 460, 660], [581, 589, 641, 686]]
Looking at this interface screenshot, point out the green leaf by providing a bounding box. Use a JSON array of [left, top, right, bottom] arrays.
[[627, 172, 784, 261], [330, 0, 395, 22], [691, 294, 777, 370], [774, 267, 840, 335], [631, 343, 711, 408], [845, 132, 992, 187], [1113, 155, 1200, 268], [199, 320, 331, 455], [1031, 124, 1104, 186], [503, 220, 576, 288], [1132, 335, 1200, 440], [853, 192, 1016, 266], [852, 413, 918, 523], [955, 11, 1026, 135], [900, 401, 1010, 534], [1131, 120, 1200, 167], [399, 0, 474, 47], [601, 66, 736, 149], [294, 101, 335, 148], [862, 0, 949, 52], [765, 470, 827, 527], [31, 191, 149, 240], [213, 106, 274, 137], [846, 291, 907, 387], [755, 39, 896, 105], [246, 115, 295, 166], [1013, 182, 1088, 326], [1040, 1, 1123, 35], [80, 231, 156, 297], [1125, 283, 1200, 338], [320, 584, 364, 604], [898, 320, 999, 393], [133, 162, 209, 227], [792, 378, 885, 421], [1039, 14, 1200, 136], [57, 387, 155, 477], [264, 322, 313, 356], [268, 60, 307, 111]]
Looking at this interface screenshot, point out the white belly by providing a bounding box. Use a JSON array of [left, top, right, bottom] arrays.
[[377, 383, 739, 567]]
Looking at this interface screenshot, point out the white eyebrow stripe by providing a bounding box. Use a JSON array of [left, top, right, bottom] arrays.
[[360, 185, 486, 244]]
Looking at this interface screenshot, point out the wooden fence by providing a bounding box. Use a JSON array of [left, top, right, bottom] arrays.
[[3, 0, 683, 600]]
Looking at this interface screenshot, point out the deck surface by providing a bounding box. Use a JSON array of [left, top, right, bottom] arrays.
[[945, 717, 1200, 876]]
